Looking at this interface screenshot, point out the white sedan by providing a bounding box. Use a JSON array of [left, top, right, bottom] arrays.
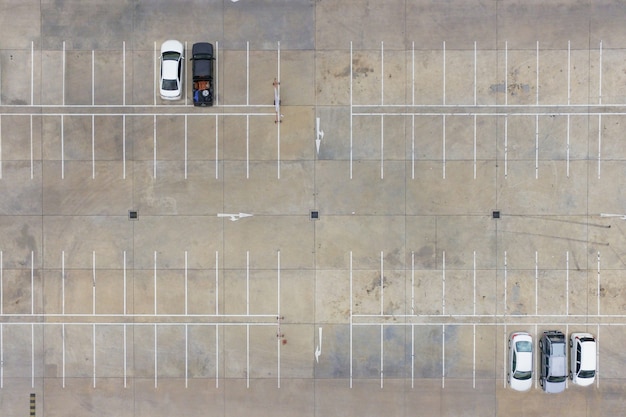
[[508, 332, 533, 391], [160, 40, 184, 100]]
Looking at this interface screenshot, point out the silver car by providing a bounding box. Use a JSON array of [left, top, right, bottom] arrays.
[[539, 330, 567, 393]]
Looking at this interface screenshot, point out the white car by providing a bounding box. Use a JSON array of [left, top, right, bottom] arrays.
[[160, 40, 184, 100], [569, 333, 596, 386], [508, 332, 533, 391]]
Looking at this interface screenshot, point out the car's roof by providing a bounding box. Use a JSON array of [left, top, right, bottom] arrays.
[[162, 60, 179, 81], [161, 39, 183, 54], [577, 336, 597, 368]]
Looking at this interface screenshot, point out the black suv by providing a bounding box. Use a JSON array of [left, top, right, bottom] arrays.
[[191, 42, 214, 106]]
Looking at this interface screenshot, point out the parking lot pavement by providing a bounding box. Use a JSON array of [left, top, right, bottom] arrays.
[[1, 1, 626, 417]]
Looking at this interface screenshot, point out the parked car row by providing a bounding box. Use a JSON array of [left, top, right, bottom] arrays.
[[159, 40, 215, 106], [508, 330, 596, 393]]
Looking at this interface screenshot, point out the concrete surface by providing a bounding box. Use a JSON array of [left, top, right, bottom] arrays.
[[0, 0, 625, 416]]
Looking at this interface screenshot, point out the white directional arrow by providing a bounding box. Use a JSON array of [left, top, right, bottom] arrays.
[[600, 213, 626, 220], [315, 117, 325, 155], [315, 327, 323, 363], [217, 213, 253, 222]]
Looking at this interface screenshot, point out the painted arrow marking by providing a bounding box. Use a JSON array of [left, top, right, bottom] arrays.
[[315, 327, 322, 363], [217, 213, 253, 222]]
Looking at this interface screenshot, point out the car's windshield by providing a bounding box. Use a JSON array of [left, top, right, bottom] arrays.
[[514, 370, 531, 380], [579, 369, 595, 378], [516, 341, 532, 352], [162, 79, 178, 91], [547, 375, 566, 383], [162, 51, 180, 61]]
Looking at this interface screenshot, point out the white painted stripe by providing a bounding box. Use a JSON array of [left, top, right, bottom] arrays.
[[92, 50, 95, 106], [123, 251, 127, 315], [599, 40, 603, 105], [0, 251, 2, 315], [442, 115, 446, 179], [123, 115, 126, 179], [246, 42, 249, 106], [30, 115, 33, 179], [442, 41, 446, 105], [184, 114, 188, 179], [246, 115, 249, 179], [154, 41, 157, 106], [411, 114, 415, 179], [215, 251, 219, 315], [185, 324, 188, 388], [0, 323, 2, 388], [566, 114, 570, 178], [350, 42, 353, 180], [567, 41, 571, 105], [154, 251, 157, 315], [215, 324, 219, 388], [277, 250, 281, 389], [473, 323, 476, 389], [92, 251, 96, 315], [474, 41, 477, 105], [473, 251, 476, 315], [93, 323, 96, 388], [154, 323, 158, 388], [473, 115, 477, 179], [535, 115, 539, 179], [349, 251, 353, 388], [442, 324, 445, 388], [246, 324, 250, 388], [247, 250, 250, 315], [62, 41, 66, 106], [566, 251, 569, 315], [597, 252, 601, 315], [215, 114, 219, 179], [0, 115, 2, 179], [380, 115, 384, 179], [411, 324, 414, 388], [380, 251, 384, 315], [504, 116, 508, 178], [380, 324, 384, 388], [123, 323, 127, 387], [31, 251, 34, 315], [153, 114, 157, 178], [536, 41, 539, 105], [122, 41, 126, 106], [62, 251, 65, 315], [184, 251, 188, 315], [31, 41, 34, 106], [598, 115, 602, 178], [535, 251, 538, 315], [504, 251, 508, 314], [92, 115, 95, 179], [411, 251, 415, 315], [381, 41, 384, 105], [442, 251, 446, 315], [412, 42, 415, 106], [31, 323, 34, 388], [505, 41, 508, 106], [215, 41, 219, 107], [61, 115, 65, 179]]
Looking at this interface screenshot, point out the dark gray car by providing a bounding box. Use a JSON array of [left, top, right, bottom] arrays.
[[539, 330, 567, 393]]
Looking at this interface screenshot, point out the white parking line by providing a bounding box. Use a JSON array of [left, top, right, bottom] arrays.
[[215, 42, 219, 107], [154, 251, 157, 315], [0, 251, 2, 315], [154, 42, 157, 106], [246, 115, 250, 179], [123, 251, 127, 315], [31, 251, 34, 315], [122, 115, 126, 179], [380, 251, 384, 315], [598, 40, 603, 105], [412, 42, 415, 106], [122, 41, 126, 106], [567, 41, 571, 105], [185, 323, 188, 388], [411, 114, 415, 179], [536, 41, 539, 105], [61, 324, 65, 388], [123, 323, 127, 387], [565, 251, 569, 315], [184, 251, 188, 315], [442, 250, 446, 315], [566, 114, 570, 177], [442, 115, 446, 179], [474, 41, 477, 106], [92, 251, 96, 315], [184, 41, 188, 104], [246, 42, 250, 106], [215, 324, 219, 388], [596, 324, 600, 388], [380, 41, 384, 105], [92, 323, 96, 388], [62, 42, 66, 106], [154, 323, 158, 388], [61, 251, 65, 314], [246, 323, 250, 388], [30, 115, 33, 179], [473, 115, 477, 179], [380, 324, 384, 388], [442, 324, 445, 388], [473, 251, 476, 315], [92, 50, 95, 106], [473, 323, 476, 389], [0, 323, 2, 388], [153, 114, 157, 178], [61, 115, 65, 179], [535, 251, 538, 315], [349, 250, 353, 388], [411, 324, 415, 388], [31, 323, 34, 388], [350, 42, 353, 180], [0, 115, 2, 179], [442, 41, 446, 105], [215, 114, 219, 179], [246, 251, 250, 315], [184, 115, 188, 179], [215, 251, 219, 315], [31, 41, 34, 106], [504, 41, 508, 106], [504, 116, 508, 178], [597, 115, 602, 178], [503, 325, 507, 388], [535, 115, 539, 179], [504, 251, 508, 314], [597, 252, 601, 315], [277, 250, 281, 388], [411, 251, 415, 315], [380, 116, 384, 179], [92, 115, 95, 179]]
